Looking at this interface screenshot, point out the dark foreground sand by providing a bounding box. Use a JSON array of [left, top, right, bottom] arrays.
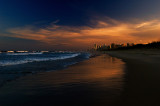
[[0, 51, 160, 106], [107, 50, 160, 106]]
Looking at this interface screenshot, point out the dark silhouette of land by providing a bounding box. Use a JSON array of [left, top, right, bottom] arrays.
[[92, 41, 160, 51]]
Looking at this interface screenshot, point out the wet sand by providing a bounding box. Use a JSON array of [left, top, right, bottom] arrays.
[[0, 55, 125, 106], [1, 50, 159, 106], [107, 50, 160, 106]]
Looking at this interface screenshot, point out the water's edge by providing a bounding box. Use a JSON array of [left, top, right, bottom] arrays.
[[0, 52, 91, 87]]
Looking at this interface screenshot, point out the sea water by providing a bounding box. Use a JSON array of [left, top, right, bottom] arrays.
[[0, 52, 90, 86]]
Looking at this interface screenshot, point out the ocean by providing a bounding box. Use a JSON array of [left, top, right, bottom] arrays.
[[0, 52, 90, 86]]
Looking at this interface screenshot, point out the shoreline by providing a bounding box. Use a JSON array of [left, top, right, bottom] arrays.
[[1, 50, 160, 105], [0, 52, 92, 88], [105, 49, 160, 63], [0, 54, 125, 106], [105, 50, 160, 106]]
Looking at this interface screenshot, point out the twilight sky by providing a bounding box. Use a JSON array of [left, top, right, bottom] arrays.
[[1, 0, 160, 50]]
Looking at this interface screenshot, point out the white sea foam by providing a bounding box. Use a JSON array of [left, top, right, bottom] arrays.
[[6, 52, 43, 55], [0, 53, 80, 66]]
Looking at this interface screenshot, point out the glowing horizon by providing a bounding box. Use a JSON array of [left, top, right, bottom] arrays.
[[3, 18, 160, 50], [1, 0, 160, 50]]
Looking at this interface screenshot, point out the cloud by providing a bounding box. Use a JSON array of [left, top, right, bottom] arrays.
[[7, 18, 160, 49]]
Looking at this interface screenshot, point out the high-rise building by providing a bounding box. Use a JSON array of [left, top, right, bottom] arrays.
[[94, 44, 98, 50]]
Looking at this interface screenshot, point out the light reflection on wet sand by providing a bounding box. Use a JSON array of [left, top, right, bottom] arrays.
[[0, 54, 126, 106]]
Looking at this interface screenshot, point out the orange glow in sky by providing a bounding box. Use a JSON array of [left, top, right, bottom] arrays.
[[7, 18, 160, 50]]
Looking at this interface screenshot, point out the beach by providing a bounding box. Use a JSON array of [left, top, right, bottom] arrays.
[[0, 54, 125, 106], [1, 0, 160, 106], [0, 50, 160, 106], [107, 50, 160, 106]]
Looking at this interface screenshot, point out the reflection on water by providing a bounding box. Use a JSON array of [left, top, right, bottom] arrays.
[[0, 54, 126, 106], [37, 55, 125, 88]]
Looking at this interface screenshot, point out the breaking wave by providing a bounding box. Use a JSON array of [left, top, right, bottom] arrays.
[[6, 52, 43, 55], [0, 53, 80, 66]]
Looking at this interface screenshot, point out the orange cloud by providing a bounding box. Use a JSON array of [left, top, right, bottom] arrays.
[[7, 18, 160, 50]]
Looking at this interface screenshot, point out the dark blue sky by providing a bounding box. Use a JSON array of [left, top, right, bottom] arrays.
[[1, 0, 160, 27], [0, 0, 160, 50]]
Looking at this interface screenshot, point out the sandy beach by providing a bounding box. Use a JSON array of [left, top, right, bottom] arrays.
[[0, 50, 160, 106], [106, 50, 160, 106]]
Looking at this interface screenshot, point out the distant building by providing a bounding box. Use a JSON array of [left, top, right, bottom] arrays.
[[16, 51, 28, 53], [93, 42, 139, 51], [110, 43, 116, 49], [7, 51, 14, 53], [121, 44, 126, 47], [127, 43, 130, 47], [126, 43, 135, 47], [41, 51, 49, 53], [130, 43, 135, 46], [94, 44, 98, 50]]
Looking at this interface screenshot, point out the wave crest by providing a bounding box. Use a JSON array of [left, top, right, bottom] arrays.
[[6, 52, 43, 55], [0, 53, 80, 66]]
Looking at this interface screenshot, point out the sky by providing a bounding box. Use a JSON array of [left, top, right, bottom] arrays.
[[1, 0, 160, 50]]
